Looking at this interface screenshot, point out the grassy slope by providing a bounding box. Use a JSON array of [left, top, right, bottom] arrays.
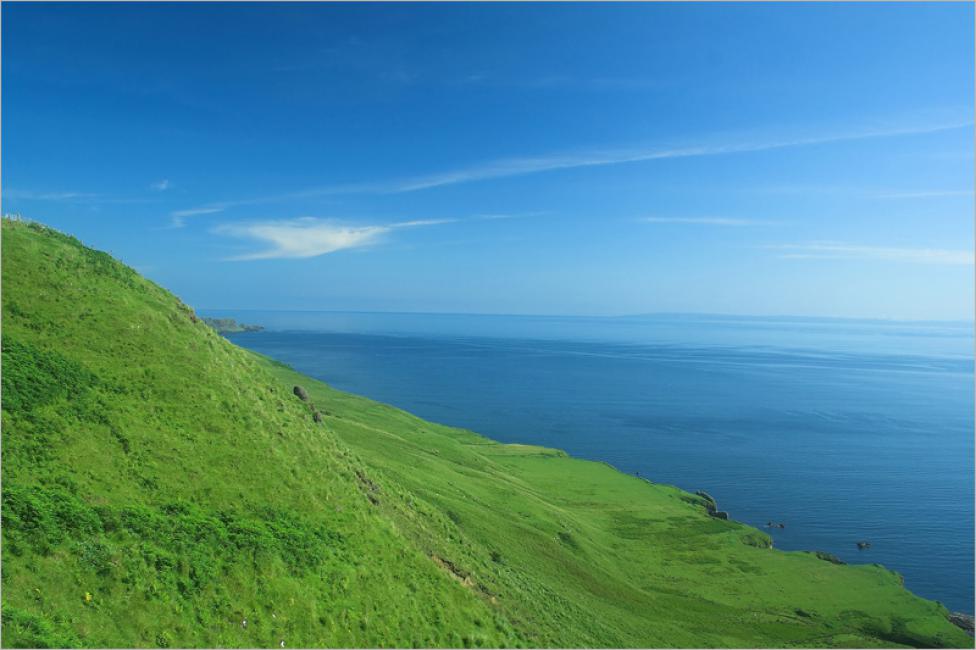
[[1, 220, 515, 648], [1, 218, 970, 648]]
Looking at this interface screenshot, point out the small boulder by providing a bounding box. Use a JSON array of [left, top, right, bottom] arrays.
[[293, 386, 309, 401], [710, 510, 729, 520], [312, 411, 323, 424]]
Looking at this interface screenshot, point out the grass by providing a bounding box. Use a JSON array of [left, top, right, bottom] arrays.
[[1, 217, 971, 648]]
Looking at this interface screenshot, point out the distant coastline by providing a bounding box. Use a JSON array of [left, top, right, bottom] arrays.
[[202, 317, 264, 334], [197, 307, 975, 326]]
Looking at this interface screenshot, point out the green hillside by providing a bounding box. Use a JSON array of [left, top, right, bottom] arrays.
[[1, 218, 970, 648]]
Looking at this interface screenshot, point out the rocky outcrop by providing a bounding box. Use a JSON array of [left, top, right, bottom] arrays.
[[696, 490, 732, 520], [695, 490, 717, 513], [813, 551, 846, 565], [948, 612, 974, 636], [291, 385, 323, 423]]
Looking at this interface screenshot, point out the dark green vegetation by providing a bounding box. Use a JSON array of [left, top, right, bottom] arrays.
[[1, 218, 971, 648], [202, 318, 264, 334]]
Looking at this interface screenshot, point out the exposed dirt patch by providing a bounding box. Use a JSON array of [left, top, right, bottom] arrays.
[[431, 555, 473, 588], [355, 469, 381, 505]]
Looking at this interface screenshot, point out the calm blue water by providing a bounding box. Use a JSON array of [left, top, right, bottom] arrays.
[[211, 310, 975, 614]]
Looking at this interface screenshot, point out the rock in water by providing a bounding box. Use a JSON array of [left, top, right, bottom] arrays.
[[293, 385, 309, 402]]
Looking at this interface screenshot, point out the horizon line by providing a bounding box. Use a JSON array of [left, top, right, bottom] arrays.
[[194, 307, 976, 326]]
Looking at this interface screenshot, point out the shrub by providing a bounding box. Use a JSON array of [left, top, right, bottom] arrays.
[[741, 531, 773, 549], [1, 606, 81, 649], [1, 484, 102, 555], [1, 337, 98, 416]]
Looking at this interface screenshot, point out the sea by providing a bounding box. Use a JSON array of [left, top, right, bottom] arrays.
[[207, 310, 975, 614]]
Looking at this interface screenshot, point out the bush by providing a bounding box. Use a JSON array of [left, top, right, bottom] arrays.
[[1, 606, 81, 648], [1, 484, 102, 555], [741, 531, 773, 549], [557, 531, 579, 550]]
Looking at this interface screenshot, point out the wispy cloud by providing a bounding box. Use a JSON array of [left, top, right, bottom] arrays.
[[747, 184, 975, 201], [172, 206, 225, 218], [872, 189, 974, 200], [171, 201, 540, 230], [2, 189, 157, 205], [3, 189, 100, 201], [170, 205, 227, 227], [169, 116, 971, 211], [640, 216, 775, 226], [150, 179, 171, 191], [214, 217, 453, 261], [325, 119, 971, 195], [768, 241, 974, 265]]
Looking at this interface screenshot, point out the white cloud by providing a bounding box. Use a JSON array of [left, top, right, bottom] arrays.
[[768, 241, 974, 265], [393, 218, 456, 228], [172, 206, 225, 218], [169, 205, 227, 228], [640, 217, 773, 226], [150, 179, 171, 191], [214, 217, 452, 261]]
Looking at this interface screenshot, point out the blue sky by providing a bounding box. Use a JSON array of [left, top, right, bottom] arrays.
[[3, 2, 973, 319]]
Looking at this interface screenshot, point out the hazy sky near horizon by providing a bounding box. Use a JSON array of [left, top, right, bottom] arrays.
[[2, 2, 973, 319]]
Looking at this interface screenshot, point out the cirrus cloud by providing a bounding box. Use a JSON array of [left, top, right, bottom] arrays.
[[767, 241, 974, 265]]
